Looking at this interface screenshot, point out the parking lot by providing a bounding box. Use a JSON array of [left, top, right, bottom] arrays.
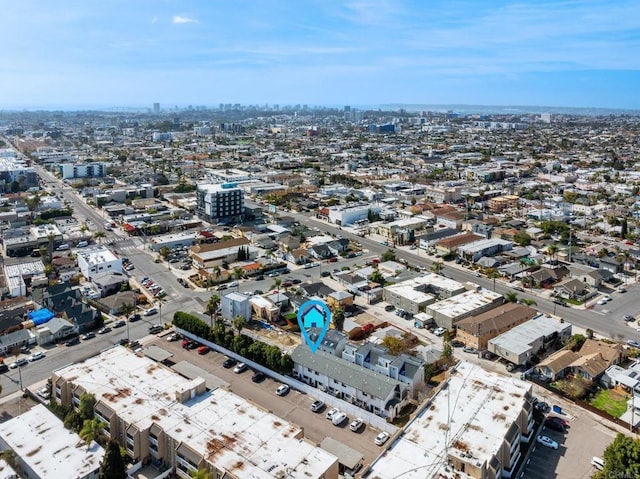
[[147, 336, 385, 466], [523, 409, 617, 479]]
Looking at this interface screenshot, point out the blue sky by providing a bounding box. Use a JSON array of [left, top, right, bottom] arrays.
[[1, 0, 639, 109]]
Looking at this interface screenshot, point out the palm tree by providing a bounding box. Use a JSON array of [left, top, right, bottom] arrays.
[[272, 277, 282, 294], [120, 302, 134, 318], [93, 230, 106, 243], [546, 244, 559, 264], [332, 308, 345, 331], [486, 268, 500, 292], [79, 418, 104, 450], [504, 292, 518, 303], [232, 315, 247, 334], [205, 294, 220, 328], [232, 267, 244, 290]]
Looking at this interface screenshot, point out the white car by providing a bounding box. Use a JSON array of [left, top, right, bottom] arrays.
[[375, 431, 391, 446], [9, 358, 28, 369], [29, 352, 45, 362], [349, 418, 364, 432], [276, 384, 290, 396], [434, 327, 446, 337], [332, 412, 348, 426], [536, 435, 559, 450], [143, 307, 158, 316], [233, 362, 248, 374], [326, 407, 339, 420]]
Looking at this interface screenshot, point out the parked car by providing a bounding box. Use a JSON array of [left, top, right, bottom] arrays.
[[223, 358, 237, 369], [276, 384, 290, 396], [82, 332, 96, 340], [536, 435, 559, 449], [228, 281, 238, 288], [9, 358, 28, 369], [197, 345, 210, 355], [535, 401, 550, 413], [463, 346, 478, 354], [37, 386, 51, 399], [311, 400, 325, 413], [129, 314, 141, 322], [326, 408, 340, 420], [627, 340, 640, 349], [375, 431, 391, 446], [148, 324, 163, 334], [545, 417, 567, 432], [65, 337, 80, 347], [98, 326, 112, 334], [234, 362, 248, 374], [451, 340, 465, 348], [434, 327, 446, 336], [29, 352, 45, 362], [251, 371, 266, 383], [385, 304, 395, 312], [320, 271, 331, 277], [349, 418, 364, 432], [113, 320, 126, 328], [143, 307, 158, 316], [332, 412, 347, 426], [184, 341, 198, 350], [167, 333, 180, 342], [624, 314, 635, 322]]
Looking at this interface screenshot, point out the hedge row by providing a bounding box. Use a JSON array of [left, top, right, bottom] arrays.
[[173, 311, 293, 374]]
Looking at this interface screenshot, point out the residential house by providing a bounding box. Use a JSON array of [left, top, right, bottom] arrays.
[[537, 340, 624, 381], [434, 232, 484, 257], [308, 244, 332, 259], [326, 291, 353, 310], [553, 278, 591, 301], [91, 271, 128, 297], [599, 255, 625, 274]]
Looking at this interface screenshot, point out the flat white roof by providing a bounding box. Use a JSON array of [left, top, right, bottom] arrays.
[[29, 224, 62, 239], [489, 316, 571, 354], [428, 289, 502, 319], [54, 347, 336, 478], [459, 238, 511, 254], [414, 272, 465, 292], [368, 361, 530, 479], [0, 404, 104, 479], [77, 245, 119, 266], [385, 284, 434, 304], [149, 231, 197, 244]]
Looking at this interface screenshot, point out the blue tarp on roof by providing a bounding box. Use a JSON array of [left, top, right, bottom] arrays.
[[28, 309, 55, 326]]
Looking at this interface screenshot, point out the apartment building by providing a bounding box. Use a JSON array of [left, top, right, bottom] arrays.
[[488, 195, 520, 212], [455, 303, 538, 350], [291, 345, 409, 420], [367, 361, 535, 479], [51, 347, 338, 479], [0, 404, 104, 479], [196, 182, 245, 225], [488, 315, 572, 366], [59, 162, 106, 179], [76, 245, 123, 280], [221, 291, 252, 321], [425, 288, 504, 330]]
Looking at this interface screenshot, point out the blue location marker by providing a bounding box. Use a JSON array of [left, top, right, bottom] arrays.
[[297, 299, 332, 353]]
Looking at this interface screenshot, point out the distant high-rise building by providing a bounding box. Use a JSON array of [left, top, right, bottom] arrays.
[[153, 102, 160, 113], [344, 105, 351, 112], [540, 112, 552, 123]]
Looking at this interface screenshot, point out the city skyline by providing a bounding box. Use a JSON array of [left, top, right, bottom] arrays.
[[1, 0, 639, 110]]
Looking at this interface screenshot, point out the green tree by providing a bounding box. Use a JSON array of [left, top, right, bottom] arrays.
[[93, 230, 106, 243], [441, 330, 453, 361], [382, 336, 408, 355], [78, 393, 96, 421], [332, 308, 345, 332], [99, 440, 127, 479], [369, 270, 385, 285], [272, 277, 282, 293], [79, 418, 104, 450], [381, 249, 396, 262], [513, 231, 532, 246], [232, 315, 247, 334], [190, 469, 212, 479], [594, 433, 640, 479], [120, 302, 134, 317], [431, 260, 444, 275], [159, 246, 171, 260], [423, 363, 437, 384]]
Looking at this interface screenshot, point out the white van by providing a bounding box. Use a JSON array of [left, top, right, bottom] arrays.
[[56, 244, 70, 251], [77, 241, 88, 248], [591, 456, 604, 470]]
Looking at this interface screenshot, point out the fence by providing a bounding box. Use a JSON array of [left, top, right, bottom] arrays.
[[175, 327, 398, 434], [527, 375, 634, 432]]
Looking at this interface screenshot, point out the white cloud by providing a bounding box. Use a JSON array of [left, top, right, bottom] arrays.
[[172, 15, 197, 24], [151, 16, 158, 24]]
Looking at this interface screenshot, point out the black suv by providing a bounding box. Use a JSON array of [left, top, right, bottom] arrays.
[[65, 337, 80, 347]]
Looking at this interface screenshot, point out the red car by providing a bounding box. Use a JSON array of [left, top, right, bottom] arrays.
[[328, 257, 338, 263], [197, 345, 210, 355], [181, 339, 192, 348], [361, 323, 374, 334]]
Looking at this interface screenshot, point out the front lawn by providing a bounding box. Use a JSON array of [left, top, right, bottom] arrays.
[[589, 389, 629, 418]]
